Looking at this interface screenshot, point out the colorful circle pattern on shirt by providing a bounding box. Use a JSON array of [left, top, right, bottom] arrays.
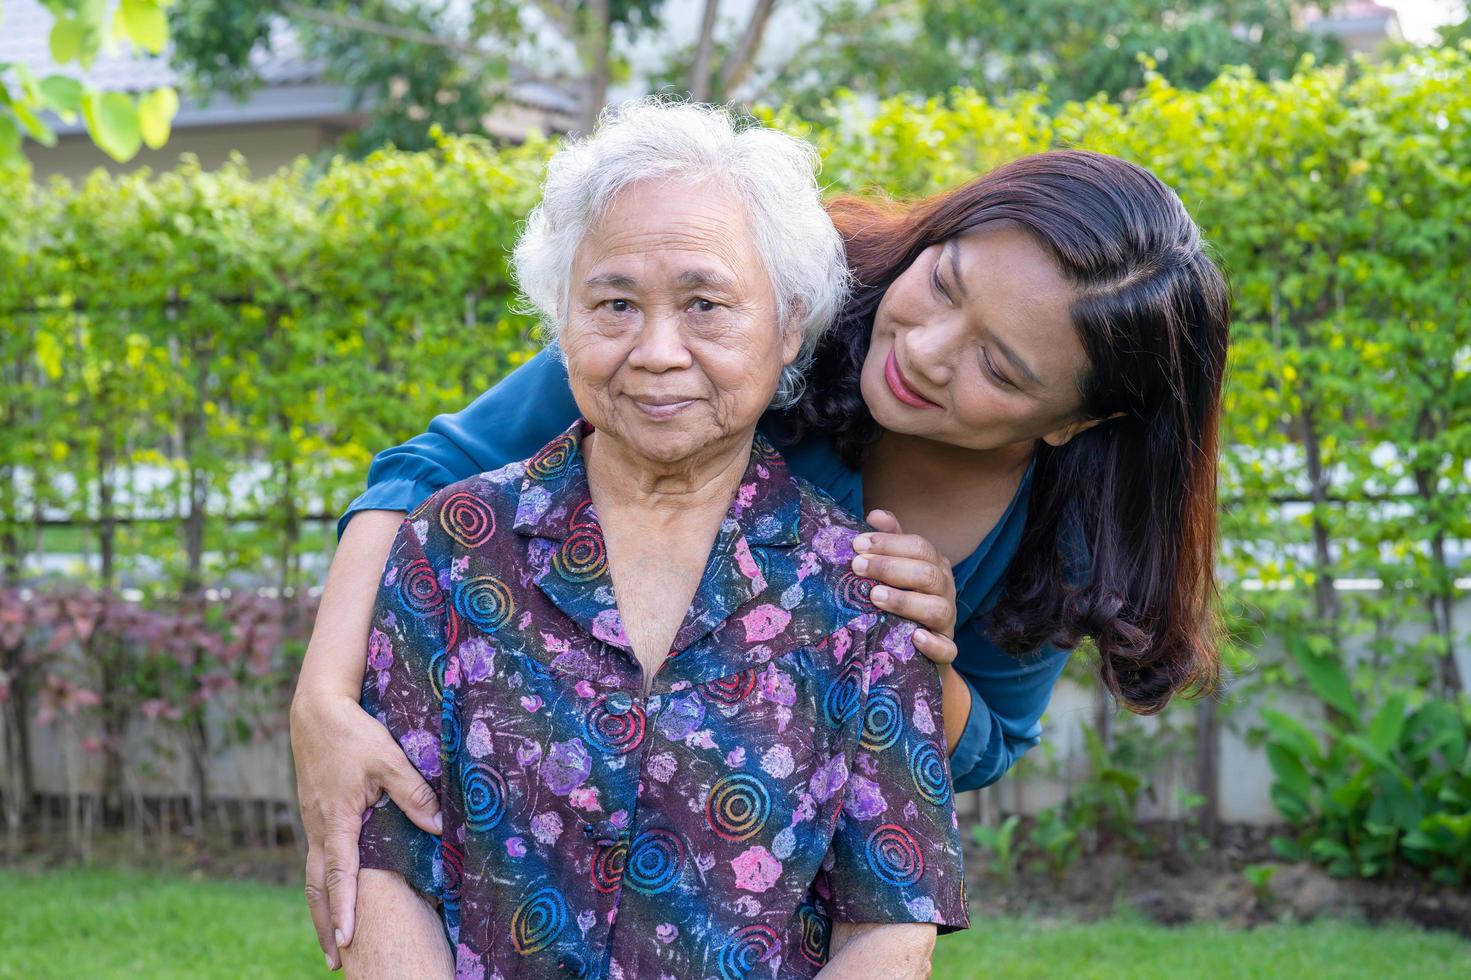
[[719, 923, 781, 980], [583, 696, 647, 754], [463, 762, 508, 832], [511, 886, 568, 955], [454, 575, 514, 632], [526, 433, 577, 481], [439, 490, 496, 547], [624, 827, 685, 895], [398, 557, 443, 616], [554, 526, 607, 582], [860, 686, 904, 751], [910, 740, 952, 806], [705, 772, 771, 842], [797, 903, 831, 966], [865, 823, 925, 887]]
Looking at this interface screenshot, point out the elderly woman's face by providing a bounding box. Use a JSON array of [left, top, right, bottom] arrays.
[[561, 180, 799, 467]]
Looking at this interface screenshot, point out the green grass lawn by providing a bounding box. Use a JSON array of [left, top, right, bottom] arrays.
[[2, 866, 1468, 979]]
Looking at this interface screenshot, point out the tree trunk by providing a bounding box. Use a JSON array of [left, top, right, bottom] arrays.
[[717, 0, 778, 97], [577, 0, 612, 133], [1194, 697, 1219, 850], [689, 0, 722, 101]]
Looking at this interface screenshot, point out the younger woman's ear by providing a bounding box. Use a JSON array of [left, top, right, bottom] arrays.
[[1041, 411, 1127, 448]]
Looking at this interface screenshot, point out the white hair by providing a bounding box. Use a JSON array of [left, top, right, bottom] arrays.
[[511, 97, 850, 409]]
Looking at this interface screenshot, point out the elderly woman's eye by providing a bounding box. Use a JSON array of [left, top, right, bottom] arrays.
[[690, 298, 719, 313], [603, 299, 632, 313]]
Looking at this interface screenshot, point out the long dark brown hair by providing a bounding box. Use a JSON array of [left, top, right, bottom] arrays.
[[784, 150, 1230, 713]]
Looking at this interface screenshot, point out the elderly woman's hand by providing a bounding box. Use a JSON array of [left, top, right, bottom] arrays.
[[290, 692, 442, 970], [850, 510, 958, 667]]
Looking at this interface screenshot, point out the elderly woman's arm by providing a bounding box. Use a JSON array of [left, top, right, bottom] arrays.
[[341, 869, 453, 979], [814, 613, 971, 971], [819, 922, 936, 978]]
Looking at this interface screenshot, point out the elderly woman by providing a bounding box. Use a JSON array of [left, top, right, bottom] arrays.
[[339, 101, 968, 979]]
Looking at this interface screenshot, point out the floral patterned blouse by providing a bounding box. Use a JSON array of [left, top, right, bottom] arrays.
[[358, 420, 970, 980]]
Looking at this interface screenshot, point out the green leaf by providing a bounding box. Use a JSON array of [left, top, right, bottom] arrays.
[[1269, 835, 1303, 862], [82, 90, 142, 162], [1290, 647, 1357, 716], [11, 103, 55, 146], [1367, 691, 1407, 755], [1343, 734, 1411, 785], [1269, 783, 1310, 821], [1260, 708, 1324, 765], [39, 75, 85, 116], [49, 17, 84, 64], [0, 113, 21, 159], [1266, 742, 1315, 801], [120, 0, 168, 54], [137, 87, 178, 149]]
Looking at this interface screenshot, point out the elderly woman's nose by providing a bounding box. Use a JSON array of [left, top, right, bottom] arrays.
[[626, 311, 694, 372]]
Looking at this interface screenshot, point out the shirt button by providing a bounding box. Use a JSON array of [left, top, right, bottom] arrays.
[[606, 691, 633, 715]]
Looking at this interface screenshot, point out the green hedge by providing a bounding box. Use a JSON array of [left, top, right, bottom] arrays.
[[2, 47, 1469, 876]]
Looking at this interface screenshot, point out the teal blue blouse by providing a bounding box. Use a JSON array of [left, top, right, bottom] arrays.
[[338, 350, 1070, 791]]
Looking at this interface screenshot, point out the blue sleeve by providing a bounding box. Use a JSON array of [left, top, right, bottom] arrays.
[[337, 349, 580, 541], [946, 616, 1070, 792]]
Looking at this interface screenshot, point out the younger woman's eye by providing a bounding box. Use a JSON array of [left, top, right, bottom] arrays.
[[930, 255, 953, 305], [980, 347, 1016, 389]]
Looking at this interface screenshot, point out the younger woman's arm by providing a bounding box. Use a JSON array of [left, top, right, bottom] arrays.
[[300, 349, 581, 967], [946, 623, 1071, 793], [336, 349, 581, 541]]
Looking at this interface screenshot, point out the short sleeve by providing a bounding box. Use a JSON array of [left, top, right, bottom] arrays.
[[357, 510, 454, 904], [337, 350, 581, 541], [820, 614, 971, 931]]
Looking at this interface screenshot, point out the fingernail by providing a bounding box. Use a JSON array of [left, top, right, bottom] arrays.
[[852, 555, 869, 574], [335, 928, 345, 948], [915, 629, 930, 642], [871, 586, 890, 603], [325, 953, 333, 969], [853, 535, 871, 551], [433, 812, 443, 833]]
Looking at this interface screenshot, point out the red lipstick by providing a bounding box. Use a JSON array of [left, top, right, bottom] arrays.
[[884, 349, 937, 409]]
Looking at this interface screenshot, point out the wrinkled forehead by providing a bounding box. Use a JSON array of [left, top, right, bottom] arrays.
[[571, 178, 765, 288]]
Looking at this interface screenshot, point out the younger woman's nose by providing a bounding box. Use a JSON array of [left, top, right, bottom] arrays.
[[903, 321, 960, 388]]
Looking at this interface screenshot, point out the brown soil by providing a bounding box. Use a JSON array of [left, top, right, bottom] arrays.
[[962, 828, 1471, 938]]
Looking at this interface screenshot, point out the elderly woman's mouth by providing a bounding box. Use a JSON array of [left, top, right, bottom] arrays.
[[629, 394, 699, 418]]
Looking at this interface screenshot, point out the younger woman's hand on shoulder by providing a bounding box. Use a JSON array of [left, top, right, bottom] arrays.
[[850, 509, 958, 667]]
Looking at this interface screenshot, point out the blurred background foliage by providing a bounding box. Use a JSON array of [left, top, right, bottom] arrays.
[[1, 14, 1468, 889]]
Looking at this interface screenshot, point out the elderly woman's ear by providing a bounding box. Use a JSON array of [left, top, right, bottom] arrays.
[[781, 309, 806, 365]]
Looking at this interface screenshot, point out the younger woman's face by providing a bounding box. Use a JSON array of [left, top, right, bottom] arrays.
[[860, 222, 1099, 452]]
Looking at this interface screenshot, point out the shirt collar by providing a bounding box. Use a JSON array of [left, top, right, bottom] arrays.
[[512, 420, 804, 666]]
